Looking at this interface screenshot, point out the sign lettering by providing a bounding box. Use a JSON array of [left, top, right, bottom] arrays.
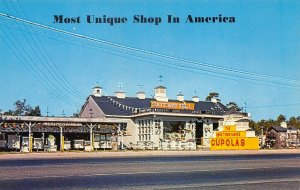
[[150, 101, 195, 110]]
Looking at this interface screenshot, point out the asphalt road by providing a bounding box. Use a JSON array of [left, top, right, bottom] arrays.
[[0, 153, 299, 190]]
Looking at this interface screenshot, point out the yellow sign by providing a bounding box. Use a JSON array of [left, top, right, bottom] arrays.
[[210, 137, 259, 150], [216, 131, 246, 137], [223, 125, 236, 131], [150, 101, 195, 110], [210, 124, 259, 150]]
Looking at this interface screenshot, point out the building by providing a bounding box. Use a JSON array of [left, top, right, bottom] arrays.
[[79, 85, 251, 150], [266, 122, 299, 149]]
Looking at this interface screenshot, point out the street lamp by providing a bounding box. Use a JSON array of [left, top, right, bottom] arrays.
[[89, 109, 93, 118]]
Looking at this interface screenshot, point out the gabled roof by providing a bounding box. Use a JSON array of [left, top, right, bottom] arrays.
[[92, 86, 101, 89], [287, 126, 298, 131], [90, 95, 228, 116], [269, 126, 287, 132], [236, 118, 250, 122], [154, 86, 166, 89], [224, 107, 242, 115]]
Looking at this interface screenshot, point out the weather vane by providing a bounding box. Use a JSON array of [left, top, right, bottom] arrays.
[[117, 82, 123, 91], [158, 75, 164, 83], [138, 84, 144, 91]]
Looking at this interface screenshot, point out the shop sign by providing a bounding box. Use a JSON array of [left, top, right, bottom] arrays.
[[210, 124, 259, 150], [150, 101, 195, 110], [216, 131, 246, 137], [210, 137, 259, 150], [223, 125, 236, 131]]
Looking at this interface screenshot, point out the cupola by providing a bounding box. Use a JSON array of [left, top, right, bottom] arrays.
[[154, 86, 168, 102], [136, 91, 146, 99], [192, 96, 199, 102], [177, 92, 184, 101], [92, 86, 102, 97]]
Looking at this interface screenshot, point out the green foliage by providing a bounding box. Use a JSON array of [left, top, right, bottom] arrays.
[[26, 106, 41, 116], [276, 114, 286, 123], [2, 100, 41, 116], [226, 102, 241, 111], [72, 112, 79, 117], [251, 115, 300, 134], [206, 92, 219, 101], [287, 116, 300, 129]]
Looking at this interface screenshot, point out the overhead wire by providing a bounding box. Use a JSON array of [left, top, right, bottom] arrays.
[[1, 20, 299, 90], [5, 0, 85, 100], [247, 103, 300, 109], [0, 29, 81, 107], [1, 17, 300, 92], [14, 0, 85, 98], [0, 12, 299, 86], [0, 2, 82, 107], [1, 11, 299, 112]]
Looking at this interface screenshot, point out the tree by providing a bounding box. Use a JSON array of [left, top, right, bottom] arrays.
[[14, 99, 30, 116], [276, 114, 286, 123], [205, 92, 219, 101], [288, 116, 300, 129], [226, 102, 241, 111], [3, 110, 14, 116], [26, 106, 41, 116], [72, 112, 79, 117], [2, 100, 42, 116]]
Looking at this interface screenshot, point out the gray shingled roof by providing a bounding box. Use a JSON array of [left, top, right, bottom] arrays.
[[269, 126, 287, 132], [91, 95, 228, 116]]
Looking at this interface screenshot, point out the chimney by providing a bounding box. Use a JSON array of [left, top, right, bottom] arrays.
[[154, 86, 168, 102], [92, 86, 102, 97], [137, 91, 146, 99], [115, 91, 126, 99], [177, 93, 184, 101], [192, 95, 199, 102]]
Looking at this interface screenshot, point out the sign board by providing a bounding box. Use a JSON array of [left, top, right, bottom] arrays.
[[210, 137, 259, 150], [150, 101, 195, 110], [223, 125, 236, 131], [210, 124, 259, 150], [216, 131, 246, 137]]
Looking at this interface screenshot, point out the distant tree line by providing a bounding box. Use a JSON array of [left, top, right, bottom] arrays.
[[249, 114, 300, 134], [0, 99, 41, 116]]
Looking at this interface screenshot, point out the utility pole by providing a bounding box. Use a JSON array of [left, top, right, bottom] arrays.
[[62, 110, 66, 117], [46, 107, 49, 117]]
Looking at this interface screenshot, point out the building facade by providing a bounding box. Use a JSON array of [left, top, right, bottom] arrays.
[[79, 85, 251, 150]]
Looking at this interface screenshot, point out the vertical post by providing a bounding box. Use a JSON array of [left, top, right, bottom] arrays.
[[117, 124, 123, 150], [90, 127, 93, 150], [260, 126, 264, 149], [297, 130, 299, 149], [28, 122, 31, 152], [25, 121, 35, 153], [87, 123, 96, 151], [60, 126, 64, 152]]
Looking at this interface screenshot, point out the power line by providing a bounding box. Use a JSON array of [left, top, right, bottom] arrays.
[[0, 12, 299, 86], [3, 1, 84, 100], [14, 0, 85, 98], [0, 29, 81, 107], [1, 20, 299, 90], [248, 103, 300, 109], [1, 2, 81, 107]]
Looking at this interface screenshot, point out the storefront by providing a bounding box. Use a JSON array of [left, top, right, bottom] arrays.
[[79, 85, 251, 150]]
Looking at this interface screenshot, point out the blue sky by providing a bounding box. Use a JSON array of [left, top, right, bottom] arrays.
[[0, 0, 299, 120]]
